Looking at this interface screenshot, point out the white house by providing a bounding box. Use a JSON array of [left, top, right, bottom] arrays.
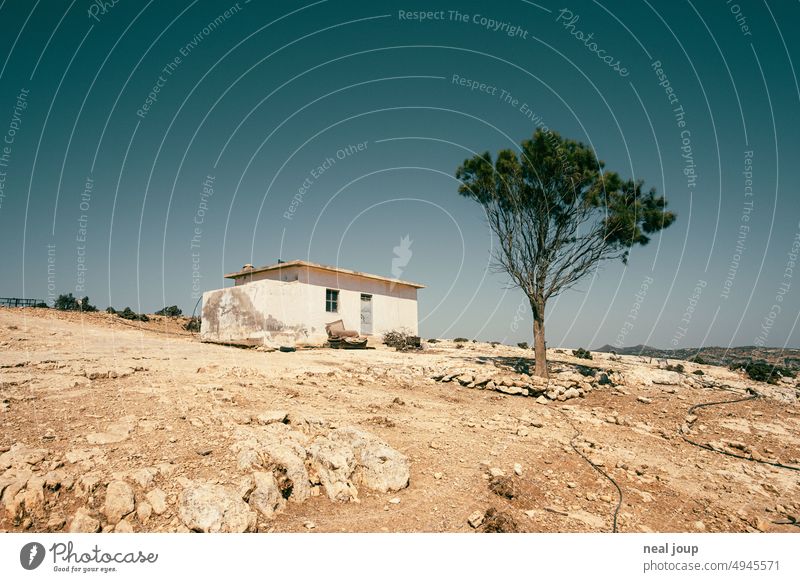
[[200, 259, 424, 346]]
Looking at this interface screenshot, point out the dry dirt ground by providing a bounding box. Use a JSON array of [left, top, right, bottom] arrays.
[[1, 306, 799, 533]]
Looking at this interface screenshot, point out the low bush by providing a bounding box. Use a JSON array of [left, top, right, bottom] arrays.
[[731, 360, 795, 384], [453, 337, 469, 343], [572, 348, 592, 360], [665, 363, 685, 373], [184, 317, 201, 332], [517, 342, 528, 349], [118, 307, 149, 322], [693, 369, 704, 375], [54, 293, 96, 312], [155, 305, 182, 317]]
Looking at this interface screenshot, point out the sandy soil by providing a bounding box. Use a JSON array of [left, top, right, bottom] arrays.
[[1, 306, 799, 533]]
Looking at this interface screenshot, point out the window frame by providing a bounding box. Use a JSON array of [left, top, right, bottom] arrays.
[[325, 288, 339, 313]]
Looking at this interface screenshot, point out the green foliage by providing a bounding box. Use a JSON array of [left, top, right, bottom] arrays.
[[573, 348, 593, 360], [665, 363, 685, 373], [517, 342, 529, 349], [106, 307, 117, 314], [427, 338, 440, 343], [33, 302, 49, 308], [184, 317, 201, 332], [80, 296, 97, 312], [155, 305, 182, 317], [453, 337, 469, 343], [118, 307, 149, 322], [689, 355, 707, 365], [54, 293, 79, 311], [693, 369, 704, 375], [731, 360, 795, 384]]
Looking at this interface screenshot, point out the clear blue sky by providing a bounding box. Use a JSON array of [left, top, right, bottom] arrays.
[[0, 0, 798, 349]]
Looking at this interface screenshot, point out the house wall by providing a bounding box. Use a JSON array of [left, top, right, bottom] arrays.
[[201, 269, 418, 346]]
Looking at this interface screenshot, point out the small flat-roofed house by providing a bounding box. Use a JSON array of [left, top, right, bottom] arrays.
[[200, 259, 424, 346]]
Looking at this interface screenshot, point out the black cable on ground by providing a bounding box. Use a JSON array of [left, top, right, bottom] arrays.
[[680, 388, 800, 472], [554, 405, 623, 533]]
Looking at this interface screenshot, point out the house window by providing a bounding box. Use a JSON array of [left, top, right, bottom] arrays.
[[325, 289, 339, 313]]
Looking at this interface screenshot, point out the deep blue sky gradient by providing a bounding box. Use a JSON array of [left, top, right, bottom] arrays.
[[0, 0, 798, 348]]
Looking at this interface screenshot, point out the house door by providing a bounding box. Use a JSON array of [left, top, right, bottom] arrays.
[[360, 294, 372, 335]]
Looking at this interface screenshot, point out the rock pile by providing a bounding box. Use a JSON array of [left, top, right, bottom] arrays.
[[0, 413, 410, 533], [431, 367, 617, 403]]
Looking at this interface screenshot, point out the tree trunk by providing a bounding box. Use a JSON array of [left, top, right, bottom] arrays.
[[531, 299, 548, 378]]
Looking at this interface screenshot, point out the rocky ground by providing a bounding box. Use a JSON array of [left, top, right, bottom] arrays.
[[1, 306, 799, 533]]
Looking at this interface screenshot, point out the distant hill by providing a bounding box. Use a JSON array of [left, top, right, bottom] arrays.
[[593, 344, 800, 370]]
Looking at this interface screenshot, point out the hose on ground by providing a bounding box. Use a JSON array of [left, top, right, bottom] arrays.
[[680, 387, 800, 472]]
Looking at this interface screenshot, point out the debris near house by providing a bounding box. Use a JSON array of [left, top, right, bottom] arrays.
[[325, 320, 368, 350], [382, 329, 421, 351]]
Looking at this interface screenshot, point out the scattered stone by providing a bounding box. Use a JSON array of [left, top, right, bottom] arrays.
[[146, 488, 168, 515], [536, 395, 549, 405], [388, 497, 401, 504], [136, 501, 153, 523], [114, 519, 134, 533], [517, 427, 529, 437], [178, 483, 256, 533], [433, 472, 443, 480], [69, 508, 100, 533], [488, 476, 518, 499], [468, 510, 484, 528], [0, 443, 47, 469], [513, 463, 523, 476], [637, 396, 652, 404], [256, 410, 288, 425], [489, 467, 505, 478], [249, 471, 285, 518], [104, 480, 135, 524], [304, 520, 316, 529]]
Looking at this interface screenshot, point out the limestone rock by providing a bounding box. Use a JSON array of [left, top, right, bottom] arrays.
[[249, 471, 286, 517], [330, 427, 410, 493], [104, 480, 135, 524], [69, 508, 100, 533], [145, 488, 168, 515], [178, 483, 256, 533], [0, 443, 47, 469], [307, 437, 358, 501]]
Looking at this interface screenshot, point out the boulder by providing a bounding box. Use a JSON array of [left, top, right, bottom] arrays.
[[330, 428, 410, 493], [306, 437, 358, 501], [249, 471, 286, 517], [178, 483, 256, 533], [0, 443, 47, 469], [103, 480, 135, 524], [496, 385, 524, 396], [145, 488, 168, 515], [68, 508, 101, 533]]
